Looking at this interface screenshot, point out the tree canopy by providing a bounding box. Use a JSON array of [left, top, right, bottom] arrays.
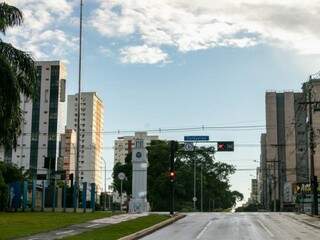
[[113, 140, 243, 211], [0, 2, 36, 148]]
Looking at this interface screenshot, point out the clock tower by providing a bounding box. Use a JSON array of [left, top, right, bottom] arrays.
[[129, 139, 150, 213]]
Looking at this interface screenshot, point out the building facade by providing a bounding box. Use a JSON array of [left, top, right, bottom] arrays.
[[265, 91, 309, 209], [303, 77, 320, 180], [259, 133, 269, 208], [114, 132, 159, 165], [0, 61, 67, 176], [250, 179, 258, 203], [58, 128, 76, 180], [66, 92, 104, 192]]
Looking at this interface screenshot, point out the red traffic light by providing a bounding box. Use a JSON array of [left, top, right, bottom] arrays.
[[169, 171, 176, 182], [218, 144, 225, 150], [217, 141, 234, 152]]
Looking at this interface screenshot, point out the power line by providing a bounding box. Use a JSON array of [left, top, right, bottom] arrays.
[[9, 122, 315, 136]]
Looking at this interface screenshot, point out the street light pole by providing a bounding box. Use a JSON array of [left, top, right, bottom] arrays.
[[120, 179, 123, 212], [74, 0, 83, 213]]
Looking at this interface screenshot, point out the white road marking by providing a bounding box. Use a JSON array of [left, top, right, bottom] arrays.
[[257, 219, 274, 238], [86, 223, 100, 228], [196, 220, 213, 239], [55, 230, 75, 235]]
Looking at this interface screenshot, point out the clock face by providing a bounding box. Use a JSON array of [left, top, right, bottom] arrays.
[[136, 152, 142, 158]]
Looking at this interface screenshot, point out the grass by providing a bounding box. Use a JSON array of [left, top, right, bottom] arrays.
[[63, 214, 170, 240], [0, 211, 114, 240]]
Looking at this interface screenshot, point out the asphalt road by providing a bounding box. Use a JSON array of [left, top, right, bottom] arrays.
[[142, 212, 320, 240]]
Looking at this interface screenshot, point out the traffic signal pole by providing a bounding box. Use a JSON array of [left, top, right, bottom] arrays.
[[169, 141, 177, 216]]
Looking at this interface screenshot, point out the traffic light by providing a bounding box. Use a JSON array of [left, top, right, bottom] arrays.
[[217, 141, 234, 152], [169, 171, 176, 182]]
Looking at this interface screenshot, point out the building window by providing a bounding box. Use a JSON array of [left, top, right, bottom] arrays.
[[45, 89, 49, 103]]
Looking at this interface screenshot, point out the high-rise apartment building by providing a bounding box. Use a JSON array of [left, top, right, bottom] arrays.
[[265, 91, 308, 208], [114, 132, 159, 165], [250, 179, 258, 203], [303, 77, 320, 180], [0, 61, 67, 176], [66, 92, 104, 192], [58, 128, 76, 180], [259, 133, 269, 208]]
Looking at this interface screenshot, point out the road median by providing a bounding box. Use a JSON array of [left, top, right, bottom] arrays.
[[119, 214, 186, 240]]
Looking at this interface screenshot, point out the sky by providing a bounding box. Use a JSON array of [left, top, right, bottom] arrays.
[[4, 0, 320, 204]]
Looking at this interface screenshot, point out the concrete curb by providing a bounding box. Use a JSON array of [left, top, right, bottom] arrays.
[[119, 214, 186, 240]]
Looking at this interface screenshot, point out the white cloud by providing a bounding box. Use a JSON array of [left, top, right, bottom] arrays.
[[4, 0, 77, 60], [99, 46, 113, 57], [90, 0, 320, 64], [120, 45, 169, 64]]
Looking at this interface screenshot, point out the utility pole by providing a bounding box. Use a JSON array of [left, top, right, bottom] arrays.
[[266, 157, 279, 212], [101, 157, 107, 211], [193, 157, 197, 211], [273, 173, 277, 212], [300, 81, 319, 215], [74, 0, 83, 213], [201, 163, 203, 212]]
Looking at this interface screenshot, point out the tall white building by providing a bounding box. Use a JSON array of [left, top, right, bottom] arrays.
[[114, 132, 159, 165], [66, 92, 104, 192], [0, 61, 67, 176]]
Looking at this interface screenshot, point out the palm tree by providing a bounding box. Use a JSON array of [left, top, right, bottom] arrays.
[[0, 2, 36, 148]]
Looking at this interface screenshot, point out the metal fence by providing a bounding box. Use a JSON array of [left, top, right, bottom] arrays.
[[7, 179, 98, 212]]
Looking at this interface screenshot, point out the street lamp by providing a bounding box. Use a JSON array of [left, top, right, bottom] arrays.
[[118, 172, 126, 212]]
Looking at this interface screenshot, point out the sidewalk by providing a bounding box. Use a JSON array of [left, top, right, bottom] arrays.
[[282, 212, 320, 229], [17, 213, 149, 240]]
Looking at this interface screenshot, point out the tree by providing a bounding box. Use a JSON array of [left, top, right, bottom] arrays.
[[113, 153, 132, 196], [112, 140, 243, 212], [0, 2, 36, 148]]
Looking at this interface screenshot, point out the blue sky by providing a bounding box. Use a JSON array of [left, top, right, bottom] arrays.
[[5, 0, 320, 203]]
